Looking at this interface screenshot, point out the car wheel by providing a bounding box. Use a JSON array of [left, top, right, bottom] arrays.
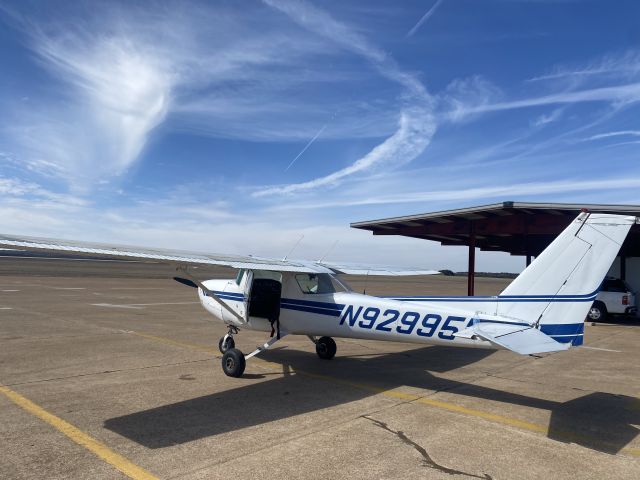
[[588, 301, 607, 321]]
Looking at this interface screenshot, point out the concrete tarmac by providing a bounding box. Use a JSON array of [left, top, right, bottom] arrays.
[[1, 257, 639, 479]]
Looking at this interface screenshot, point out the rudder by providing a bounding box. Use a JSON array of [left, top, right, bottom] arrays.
[[496, 213, 635, 346]]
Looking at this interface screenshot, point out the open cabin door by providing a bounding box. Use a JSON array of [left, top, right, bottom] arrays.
[[239, 269, 253, 322], [246, 270, 283, 330]]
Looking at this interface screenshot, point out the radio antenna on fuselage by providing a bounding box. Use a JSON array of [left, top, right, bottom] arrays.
[[318, 240, 339, 263], [283, 234, 305, 261]]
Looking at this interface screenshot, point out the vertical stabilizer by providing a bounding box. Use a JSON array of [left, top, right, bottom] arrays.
[[496, 213, 635, 346]]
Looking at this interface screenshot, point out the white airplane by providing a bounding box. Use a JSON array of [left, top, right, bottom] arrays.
[[0, 212, 635, 377]]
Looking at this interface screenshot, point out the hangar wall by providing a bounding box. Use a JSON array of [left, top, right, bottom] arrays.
[[607, 257, 640, 296]]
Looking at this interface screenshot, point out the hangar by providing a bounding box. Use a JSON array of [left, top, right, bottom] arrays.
[[351, 201, 640, 297]]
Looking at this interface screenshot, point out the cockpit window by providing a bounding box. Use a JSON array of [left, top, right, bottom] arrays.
[[295, 274, 349, 294], [235, 269, 245, 285]]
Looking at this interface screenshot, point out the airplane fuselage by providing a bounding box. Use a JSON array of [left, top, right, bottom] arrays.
[[198, 277, 495, 350]]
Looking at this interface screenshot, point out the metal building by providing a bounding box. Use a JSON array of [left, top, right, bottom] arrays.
[[351, 201, 640, 296]]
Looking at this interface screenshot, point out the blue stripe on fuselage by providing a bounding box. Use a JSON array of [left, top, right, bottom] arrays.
[[205, 290, 587, 346], [540, 323, 584, 335], [386, 287, 599, 303]]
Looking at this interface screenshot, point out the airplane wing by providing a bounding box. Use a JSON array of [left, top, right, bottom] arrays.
[[455, 321, 571, 355], [0, 233, 438, 276], [0, 233, 333, 273], [319, 262, 440, 276]]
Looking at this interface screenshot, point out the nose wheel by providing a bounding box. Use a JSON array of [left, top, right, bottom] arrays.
[[218, 325, 239, 354], [218, 335, 235, 353]]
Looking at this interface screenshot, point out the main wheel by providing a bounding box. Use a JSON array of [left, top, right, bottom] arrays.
[[316, 336, 337, 360], [221, 348, 246, 377], [218, 335, 235, 354], [587, 301, 607, 322]]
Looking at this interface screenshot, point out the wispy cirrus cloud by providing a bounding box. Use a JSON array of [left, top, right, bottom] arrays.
[[583, 130, 640, 141], [273, 176, 640, 210], [2, 1, 404, 188], [439, 75, 502, 123], [254, 107, 434, 196], [444, 82, 640, 120], [527, 50, 640, 84], [440, 49, 640, 127], [1, 5, 179, 189], [531, 107, 564, 127], [254, 0, 436, 196]]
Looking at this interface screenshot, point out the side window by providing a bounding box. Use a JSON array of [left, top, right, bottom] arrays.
[[235, 269, 245, 286], [295, 274, 335, 294]]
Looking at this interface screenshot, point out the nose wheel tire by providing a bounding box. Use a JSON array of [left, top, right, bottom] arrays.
[[222, 348, 246, 377], [315, 336, 337, 360], [218, 335, 235, 354]]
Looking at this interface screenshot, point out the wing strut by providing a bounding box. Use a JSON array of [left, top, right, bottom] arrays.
[[176, 266, 246, 324]]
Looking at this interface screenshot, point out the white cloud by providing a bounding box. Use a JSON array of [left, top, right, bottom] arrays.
[[254, 0, 436, 196], [441, 51, 640, 126], [583, 130, 640, 141], [3, 1, 405, 188], [253, 106, 434, 196], [453, 82, 640, 118], [531, 107, 563, 127], [439, 75, 502, 123], [527, 50, 640, 84], [0, 176, 87, 206], [0, 179, 522, 272], [271, 176, 640, 209], [6, 18, 175, 189], [601, 140, 640, 149]]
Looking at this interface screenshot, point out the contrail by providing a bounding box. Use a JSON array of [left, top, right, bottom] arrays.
[[284, 123, 328, 171], [406, 0, 444, 38]]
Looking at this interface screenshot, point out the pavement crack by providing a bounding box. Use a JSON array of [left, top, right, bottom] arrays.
[[361, 415, 493, 479]]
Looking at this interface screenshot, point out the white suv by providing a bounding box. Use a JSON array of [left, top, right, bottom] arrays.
[[588, 277, 637, 321]]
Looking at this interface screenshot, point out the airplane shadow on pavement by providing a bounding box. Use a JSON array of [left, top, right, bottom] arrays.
[[104, 345, 639, 455]]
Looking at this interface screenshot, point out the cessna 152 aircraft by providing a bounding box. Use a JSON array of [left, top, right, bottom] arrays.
[[0, 212, 635, 377]]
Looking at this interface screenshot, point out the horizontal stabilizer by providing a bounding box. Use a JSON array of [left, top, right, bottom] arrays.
[[455, 322, 571, 355]]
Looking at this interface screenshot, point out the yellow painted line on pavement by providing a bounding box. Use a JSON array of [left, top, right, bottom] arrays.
[[130, 331, 640, 458], [0, 384, 159, 480]]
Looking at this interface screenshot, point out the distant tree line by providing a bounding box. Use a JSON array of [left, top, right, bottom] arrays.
[[439, 270, 518, 279]]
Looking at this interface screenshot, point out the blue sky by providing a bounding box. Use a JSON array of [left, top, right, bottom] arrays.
[[1, 0, 640, 272]]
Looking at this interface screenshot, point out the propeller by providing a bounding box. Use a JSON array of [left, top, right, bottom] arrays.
[[174, 276, 198, 288]]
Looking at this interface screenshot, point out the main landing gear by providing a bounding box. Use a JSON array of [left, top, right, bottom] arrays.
[[309, 335, 337, 360], [222, 348, 245, 377]]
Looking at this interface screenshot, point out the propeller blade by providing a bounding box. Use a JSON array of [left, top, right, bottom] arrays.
[[173, 276, 198, 288]]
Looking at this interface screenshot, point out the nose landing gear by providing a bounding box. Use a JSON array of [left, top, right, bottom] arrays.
[[219, 325, 288, 378], [218, 325, 238, 354]]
